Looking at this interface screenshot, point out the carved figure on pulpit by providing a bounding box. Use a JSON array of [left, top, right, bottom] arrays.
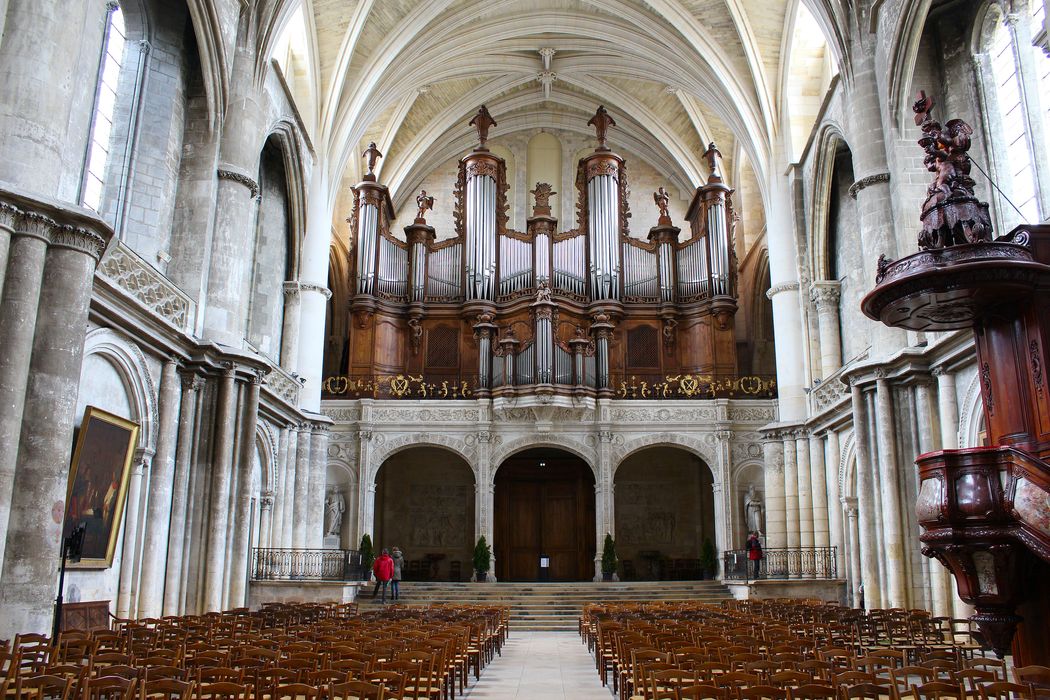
[[744, 484, 764, 535], [325, 491, 345, 537]]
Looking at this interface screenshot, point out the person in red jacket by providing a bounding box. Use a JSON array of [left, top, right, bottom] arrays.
[[372, 548, 395, 603]]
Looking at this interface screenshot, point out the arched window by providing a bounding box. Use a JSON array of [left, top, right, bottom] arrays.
[[979, 2, 1050, 226], [81, 4, 127, 213]]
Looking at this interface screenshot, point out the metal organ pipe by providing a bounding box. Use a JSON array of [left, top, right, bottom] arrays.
[[658, 241, 674, 301], [706, 191, 730, 296], [356, 201, 378, 294], [465, 167, 497, 301], [587, 170, 621, 301]]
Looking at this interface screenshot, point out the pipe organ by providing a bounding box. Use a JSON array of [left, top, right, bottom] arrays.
[[337, 106, 744, 399]]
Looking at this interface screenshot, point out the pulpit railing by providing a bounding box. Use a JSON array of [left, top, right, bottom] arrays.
[[250, 548, 365, 582], [723, 546, 837, 580]]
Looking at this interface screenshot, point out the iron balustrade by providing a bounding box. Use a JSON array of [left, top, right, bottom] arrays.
[[251, 548, 365, 582], [723, 546, 838, 580]]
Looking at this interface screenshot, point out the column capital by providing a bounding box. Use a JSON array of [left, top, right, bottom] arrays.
[[931, 365, 951, 378], [300, 281, 333, 299], [809, 280, 841, 308], [766, 281, 799, 300], [180, 372, 205, 392]]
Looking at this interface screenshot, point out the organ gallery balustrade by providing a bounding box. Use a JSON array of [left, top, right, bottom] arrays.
[[333, 105, 745, 399]]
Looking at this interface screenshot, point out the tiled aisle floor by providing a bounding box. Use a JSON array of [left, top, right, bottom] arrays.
[[463, 631, 613, 699]]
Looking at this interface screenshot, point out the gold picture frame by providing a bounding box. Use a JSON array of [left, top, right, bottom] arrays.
[[64, 406, 139, 568]]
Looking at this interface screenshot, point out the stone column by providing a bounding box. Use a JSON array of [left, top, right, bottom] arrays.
[[713, 429, 733, 574], [762, 436, 786, 548], [258, 493, 274, 549], [0, 211, 109, 639], [809, 433, 829, 549], [280, 426, 298, 548], [874, 373, 907, 608], [1006, 12, 1050, 216], [824, 430, 844, 574], [291, 423, 312, 548], [270, 426, 290, 549], [933, 367, 959, 449], [0, 210, 51, 579], [767, 282, 807, 419], [795, 431, 814, 551], [202, 365, 238, 613], [308, 425, 331, 548], [782, 434, 800, 550], [810, 281, 843, 379], [850, 379, 882, 609], [228, 371, 262, 608], [296, 283, 332, 412], [136, 359, 180, 618], [595, 427, 615, 580], [281, 282, 302, 372], [163, 372, 202, 616], [356, 420, 375, 541], [845, 501, 862, 607], [116, 451, 150, 619]]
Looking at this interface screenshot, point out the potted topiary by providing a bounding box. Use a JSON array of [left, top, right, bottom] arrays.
[[359, 534, 375, 581], [473, 536, 492, 581], [601, 533, 617, 582], [699, 537, 717, 580]]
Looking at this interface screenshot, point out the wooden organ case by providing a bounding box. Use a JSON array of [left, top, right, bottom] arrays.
[[330, 106, 761, 401]]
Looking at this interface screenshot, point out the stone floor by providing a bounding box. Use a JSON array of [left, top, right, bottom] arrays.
[[463, 630, 613, 699]]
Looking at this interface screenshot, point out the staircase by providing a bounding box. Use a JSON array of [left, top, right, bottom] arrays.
[[356, 580, 733, 631]]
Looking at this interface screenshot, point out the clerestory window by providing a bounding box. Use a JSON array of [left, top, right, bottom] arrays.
[[81, 3, 126, 214]]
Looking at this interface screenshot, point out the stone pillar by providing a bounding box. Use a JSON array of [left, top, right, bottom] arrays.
[[0, 212, 110, 638], [595, 426, 615, 581], [116, 451, 150, 619], [809, 433, 829, 549], [280, 282, 302, 372], [308, 425, 331, 548], [356, 419, 375, 541], [795, 431, 814, 551], [845, 501, 862, 607], [874, 373, 907, 608], [782, 434, 800, 550], [292, 423, 312, 548], [270, 426, 291, 549], [767, 282, 806, 419], [228, 371, 262, 609], [762, 436, 786, 548], [280, 426, 298, 549], [201, 366, 238, 613], [810, 281, 843, 379], [824, 430, 844, 574], [163, 372, 202, 617], [0, 211, 51, 579], [933, 367, 959, 449], [298, 167, 336, 411], [850, 379, 881, 609], [136, 359, 181, 618], [258, 492, 274, 549], [713, 429, 732, 574]]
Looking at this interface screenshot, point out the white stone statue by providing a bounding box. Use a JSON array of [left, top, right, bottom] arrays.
[[744, 484, 764, 534], [325, 491, 345, 537]]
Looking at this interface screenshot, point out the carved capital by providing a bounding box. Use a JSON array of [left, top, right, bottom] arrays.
[[181, 373, 205, 392], [260, 492, 275, 509], [931, 366, 950, 377], [217, 168, 260, 198], [300, 282, 333, 299], [766, 281, 799, 300], [282, 281, 301, 298], [809, 280, 842, 308]]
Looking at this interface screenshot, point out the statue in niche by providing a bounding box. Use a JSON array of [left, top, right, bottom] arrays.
[[744, 484, 764, 534], [415, 190, 435, 221], [325, 491, 345, 537]]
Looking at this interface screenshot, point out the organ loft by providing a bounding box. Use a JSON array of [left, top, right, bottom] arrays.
[[325, 106, 770, 401]]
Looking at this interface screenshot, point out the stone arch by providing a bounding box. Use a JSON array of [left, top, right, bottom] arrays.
[[839, 430, 857, 500], [611, 433, 717, 480], [260, 119, 310, 279], [368, 433, 475, 484], [256, 421, 279, 493], [809, 124, 853, 282], [959, 370, 985, 449], [491, 435, 597, 479], [81, 328, 158, 453]]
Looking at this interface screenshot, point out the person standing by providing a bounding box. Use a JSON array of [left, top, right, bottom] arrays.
[[745, 531, 763, 580], [391, 546, 404, 601], [372, 548, 394, 603]]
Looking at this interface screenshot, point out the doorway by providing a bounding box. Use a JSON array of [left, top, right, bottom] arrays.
[[494, 448, 596, 581]]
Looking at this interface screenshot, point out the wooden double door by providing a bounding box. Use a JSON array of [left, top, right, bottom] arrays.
[[494, 449, 596, 581]]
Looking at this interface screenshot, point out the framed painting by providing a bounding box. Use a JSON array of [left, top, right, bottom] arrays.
[[63, 406, 139, 568]]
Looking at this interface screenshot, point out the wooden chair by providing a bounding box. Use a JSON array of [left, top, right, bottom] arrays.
[[194, 683, 251, 700], [891, 668, 940, 699], [81, 676, 135, 700], [141, 679, 195, 700], [196, 670, 243, 687], [770, 671, 810, 690], [788, 685, 838, 700], [1013, 666, 1050, 700], [843, 683, 893, 700], [964, 661, 1006, 682], [90, 668, 138, 682], [328, 682, 384, 700], [144, 669, 188, 683], [362, 673, 403, 700], [272, 683, 321, 700], [797, 661, 835, 682], [911, 681, 965, 700], [13, 675, 73, 700], [738, 685, 790, 700], [677, 685, 730, 700], [955, 670, 997, 700], [979, 683, 1034, 700]]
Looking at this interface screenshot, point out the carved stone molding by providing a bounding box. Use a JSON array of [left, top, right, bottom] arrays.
[[217, 168, 260, 198], [848, 173, 890, 200], [765, 281, 800, 300], [300, 282, 333, 299], [810, 280, 842, 308], [98, 242, 195, 329]]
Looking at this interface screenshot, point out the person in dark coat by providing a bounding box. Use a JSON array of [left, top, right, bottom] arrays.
[[391, 546, 404, 601], [745, 531, 763, 580], [372, 548, 394, 603]]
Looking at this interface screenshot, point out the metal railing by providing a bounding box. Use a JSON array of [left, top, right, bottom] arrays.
[[250, 548, 365, 582], [723, 546, 838, 581]]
